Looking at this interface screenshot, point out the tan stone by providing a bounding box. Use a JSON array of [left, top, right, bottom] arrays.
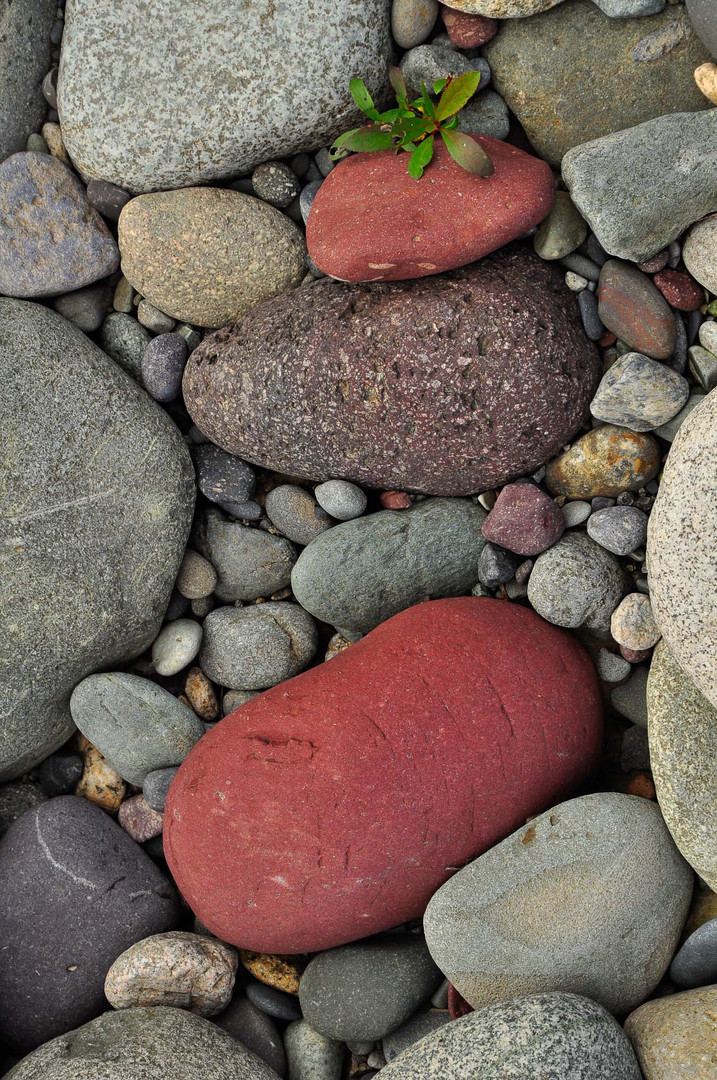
[[625, 985, 717, 1079], [546, 425, 661, 499], [185, 667, 218, 721], [74, 734, 126, 813], [694, 62, 717, 105], [41, 121, 72, 166], [240, 950, 303, 995]]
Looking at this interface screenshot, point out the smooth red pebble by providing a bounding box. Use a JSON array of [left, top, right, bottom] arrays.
[[599, 331, 617, 347], [380, 490, 412, 509], [653, 269, 704, 312], [637, 250, 669, 274], [441, 6, 498, 47], [482, 481, 564, 556], [164, 597, 602, 954], [306, 138, 555, 283], [448, 983, 474, 1019], [620, 645, 652, 663]]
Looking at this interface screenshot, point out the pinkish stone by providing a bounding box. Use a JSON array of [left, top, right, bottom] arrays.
[[481, 482, 565, 556], [653, 269, 704, 312], [441, 7, 498, 47], [118, 794, 164, 842], [380, 490, 412, 509]]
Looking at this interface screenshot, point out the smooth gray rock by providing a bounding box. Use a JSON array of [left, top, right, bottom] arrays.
[[563, 110, 717, 263], [378, 993, 641, 1080], [653, 390, 705, 442], [52, 281, 113, 334], [204, 514, 297, 602], [391, 0, 438, 49], [670, 918, 717, 988], [200, 603, 318, 691], [0, 0, 56, 162], [314, 480, 367, 521], [214, 995, 287, 1077], [456, 90, 510, 141], [142, 766, 179, 813], [382, 1009, 452, 1062], [423, 793, 692, 1016], [264, 485, 332, 546], [611, 664, 649, 727], [284, 1020, 343, 1080], [246, 983, 302, 1023], [687, 0, 717, 56], [527, 532, 626, 634], [400, 43, 489, 100], [291, 498, 487, 635], [98, 312, 151, 380], [58, 0, 392, 193], [0, 300, 194, 781], [70, 673, 205, 786], [5, 1006, 280, 1079], [590, 353, 689, 432], [587, 506, 648, 555]]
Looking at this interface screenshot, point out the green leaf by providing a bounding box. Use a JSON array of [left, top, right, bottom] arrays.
[[443, 115, 458, 130], [408, 134, 435, 179], [395, 115, 431, 144], [435, 71, 482, 121], [333, 125, 393, 154], [441, 129, 494, 175], [329, 127, 362, 158], [433, 78, 449, 95], [706, 298, 717, 316], [389, 66, 409, 105], [419, 82, 436, 120], [349, 78, 380, 120]]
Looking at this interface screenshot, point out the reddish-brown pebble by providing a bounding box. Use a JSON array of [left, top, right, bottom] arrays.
[[620, 645, 653, 663], [448, 983, 474, 1019], [118, 794, 164, 842], [637, 250, 669, 274], [481, 482, 564, 556], [625, 773, 656, 800], [441, 6, 498, 46], [599, 331, 617, 347], [653, 269, 704, 312], [597, 260, 677, 360], [380, 491, 412, 509], [185, 666, 219, 721]]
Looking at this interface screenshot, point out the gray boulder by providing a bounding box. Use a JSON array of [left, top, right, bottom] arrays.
[[0, 0, 56, 162], [0, 300, 194, 780]]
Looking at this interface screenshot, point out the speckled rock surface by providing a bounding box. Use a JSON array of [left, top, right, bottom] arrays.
[[199, 603, 318, 690], [0, 300, 194, 781], [687, 0, 717, 56], [202, 513, 297, 602], [625, 985, 717, 1080], [0, 0, 56, 162], [683, 213, 717, 294], [545, 426, 661, 498], [382, 1009, 452, 1062], [527, 532, 626, 633], [118, 189, 306, 329], [58, 0, 392, 194], [590, 353, 688, 431], [379, 993, 642, 1080], [183, 247, 600, 496], [648, 641, 717, 890]]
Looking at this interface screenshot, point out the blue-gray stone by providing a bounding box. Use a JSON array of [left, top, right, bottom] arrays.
[[246, 981, 303, 1022], [141, 333, 189, 403], [382, 1009, 452, 1062], [670, 918, 717, 988]]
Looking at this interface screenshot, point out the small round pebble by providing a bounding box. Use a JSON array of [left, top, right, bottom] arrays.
[[527, 532, 625, 634], [610, 593, 661, 651], [117, 793, 164, 843], [565, 271, 588, 292], [143, 766, 179, 813], [562, 500, 591, 527], [670, 919, 717, 989], [176, 549, 218, 600], [141, 333, 189, 402], [99, 311, 151, 380], [252, 161, 300, 208], [314, 479, 367, 521], [587, 506, 648, 556], [476, 542, 520, 589], [37, 751, 84, 796], [265, 484, 332, 546], [200, 602, 317, 690], [194, 444, 256, 511], [533, 191, 587, 261], [596, 648, 632, 683], [184, 666, 219, 721], [152, 618, 203, 676], [247, 981, 303, 1022], [137, 299, 176, 334]]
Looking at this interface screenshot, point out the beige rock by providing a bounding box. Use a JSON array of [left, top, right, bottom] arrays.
[[176, 549, 217, 600], [240, 950, 303, 995], [625, 985, 717, 1079], [611, 593, 661, 651], [546, 425, 661, 499], [442, 0, 560, 14], [74, 734, 126, 812], [41, 121, 72, 166], [185, 666, 219, 721], [694, 62, 717, 105], [683, 213, 717, 294]]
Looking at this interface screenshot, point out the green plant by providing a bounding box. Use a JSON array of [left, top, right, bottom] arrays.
[[330, 67, 494, 180]]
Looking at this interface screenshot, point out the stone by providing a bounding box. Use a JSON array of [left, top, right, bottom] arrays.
[[37, 753, 84, 798], [545, 425, 661, 498], [612, 665, 649, 726], [299, 937, 442, 1041], [291, 498, 487, 635], [74, 736, 127, 812], [0, 153, 119, 298], [0, 798, 178, 1051], [314, 480, 367, 521], [251, 162, 300, 209], [527, 532, 625, 633], [284, 1020, 344, 1080], [653, 390, 705, 442], [477, 542, 521, 588], [246, 982, 302, 1022], [392, 0, 439, 49], [683, 213, 717, 294], [590, 353, 688, 432], [214, 995, 287, 1077], [597, 263, 677, 361], [647, 391, 717, 709], [164, 597, 602, 953], [98, 312, 151, 380], [6, 1006, 280, 1080], [151, 619, 203, 677], [699, 321, 717, 353], [670, 919, 717, 988], [400, 44, 490, 101], [0, 300, 194, 780], [199, 603, 318, 690], [183, 247, 601, 496], [202, 515, 297, 602], [481, 483, 564, 556], [194, 445, 256, 513], [118, 795, 164, 844], [379, 993, 641, 1080], [454, 90, 510, 140], [0, 0, 55, 161], [52, 281, 113, 334], [86, 179, 131, 222], [441, 8, 498, 47], [625, 985, 717, 1080], [0, 778, 47, 838], [382, 1008, 452, 1062], [118, 189, 306, 329], [611, 593, 660, 651], [687, 0, 717, 56], [533, 192, 587, 261], [654, 268, 705, 311], [265, 485, 332, 546], [647, 641, 717, 890], [41, 123, 71, 166], [689, 345, 717, 392], [587, 506, 648, 555], [239, 952, 302, 995], [424, 793, 692, 1015], [58, 0, 392, 193], [140, 333, 189, 403], [105, 931, 238, 1017], [597, 648, 632, 683], [176, 550, 217, 600], [137, 299, 176, 334], [70, 673, 205, 786], [142, 767, 179, 813], [561, 501, 591, 527], [563, 110, 717, 263], [184, 667, 219, 722]]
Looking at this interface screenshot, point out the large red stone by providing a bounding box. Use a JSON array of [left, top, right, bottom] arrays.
[[165, 598, 602, 954], [306, 137, 554, 282]]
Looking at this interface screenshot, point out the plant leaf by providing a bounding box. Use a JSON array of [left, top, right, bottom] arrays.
[[349, 78, 380, 120], [333, 125, 394, 154], [441, 129, 494, 175], [389, 66, 409, 105], [329, 127, 363, 158], [395, 115, 431, 143], [433, 78, 449, 95], [408, 134, 435, 179], [420, 82, 436, 120], [435, 71, 482, 121]]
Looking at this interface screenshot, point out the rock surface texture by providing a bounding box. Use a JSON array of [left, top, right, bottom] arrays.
[[0, 0, 56, 162]]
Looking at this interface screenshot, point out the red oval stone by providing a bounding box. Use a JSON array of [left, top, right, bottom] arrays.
[[306, 138, 555, 283], [441, 7, 498, 47], [165, 597, 602, 954], [653, 268, 704, 312]]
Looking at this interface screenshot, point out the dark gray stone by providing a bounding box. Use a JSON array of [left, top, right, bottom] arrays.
[[252, 162, 300, 209], [52, 281, 113, 334], [194, 444, 256, 509], [246, 981, 303, 1022], [0, 0, 56, 162], [670, 918, 717, 989], [577, 289, 604, 341], [382, 1008, 452, 1062], [284, 1020, 344, 1080], [455, 91, 510, 141], [587, 506, 648, 555], [0, 778, 47, 838], [300, 180, 323, 225], [477, 542, 520, 588], [200, 603, 317, 690], [141, 333, 189, 403], [620, 724, 651, 772], [214, 995, 287, 1077], [400, 44, 490, 100], [0, 798, 179, 1052], [98, 311, 151, 380], [687, 0, 717, 56], [142, 766, 179, 813], [264, 485, 332, 546], [203, 514, 297, 602], [37, 753, 84, 797], [85, 179, 131, 222]]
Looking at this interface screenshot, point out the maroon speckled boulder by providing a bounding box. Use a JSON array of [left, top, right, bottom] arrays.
[[482, 482, 565, 556], [306, 138, 554, 282], [164, 597, 602, 954], [182, 245, 601, 496]]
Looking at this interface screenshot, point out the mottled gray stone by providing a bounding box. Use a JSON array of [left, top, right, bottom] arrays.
[[292, 498, 487, 635], [379, 993, 641, 1080], [590, 353, 689, 432], [98, 311, 151, 380], [203, 515, 297, 602], [587, 506, 648, 555], [455, 91, 510, 140], [141, 333, 188, 403], [284, 1020, 344, 1080], [400, 43, 489, 101], [251, 162, 300, 209], [214, 995, 287, 1077], [563, 110, 717, 263], [653, 390, 705, 442], [58, 0, 392, 193], [265, 485, 332, 546], [687, 0, 717, 56], [670, 918, 717, 988], [424, 794, 692, 1015], [0, 300, 194, 780], [391, 0, 438, 49], [194, 445, 256, 513], [527, 532, 625, 634], [596, 648, 632, 683], [382, 1009, 452, 1062], [0, 0, 56, 163], [200, 603, 318, 690], [314, 480, 367, 521], [611, 664, 649, 727], [151, 619, 203, 676], [683, 213, 717, 294], [52, 281, 113, 334], [562, 500, 591, 527]]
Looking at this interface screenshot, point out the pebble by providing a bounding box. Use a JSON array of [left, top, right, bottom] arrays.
[[251, 161, 301, 208], [200, 602, 317, 690], [596, 648, 632, 683], [683, 212, 717, 293], [533, 192, 587, 261], [86, 178, 131, 222], [653, 267, 704, 311], [151, 618, 203, 676], [441, 8, 498, 47], [454, 90, 510, 140], [143, 767, 179, 813], [240, 951, 302, 995], [223, 689, 258, 714], [699, 320, 717, 353], [214, 995, 287, 1077], [610, 593, 661, 651], [587, 506, 648, 556], [99, 312, 152, 380], [562, 500, 592, 527], [70, 672, 205, 786], [314, 479, 367, 521], [481, 482, 564, 556], [300, 179, 322, 224], [176, 550, 217, 600], [653, 390, 705, 442], [265, 484, 333, 545], [284, 1020, 344, 1080], [560, 252, 601, 282], [194, 444, 256, 511], [247, 981, 303, 1021], [424, 793, 692, 1015], [625, 985, 717, 1080], [669, 919, 717, 988], [118, 794, 164, 843], [400, 43, 490, 101], [299, 936, 442, 1041], [545, 425, 661, 498], [40, 121, 71, 165], [688, 344, 717, 392], [620, 723, 650, 772], [590, 352, 688, 432], [184, 667, 219, 721], [391, 0, 438, 48], [314, 148, 336, 178], [694, 60, 717, 103], [52, 281, 112, 333], [37, 751, 84, 797], [137, 299, 176, 334], [140, 333, 189, 403], [203, 513, 297, 601], [527, 532, 625, 634], [597, 262, 677, 361], [382, 1008, 452, 1062], [74, 735, 127, 812], [104, 931, 237, 1017], [113, 275, 135, 313], [25, 132, 49, 154], [577, 288, 605, 341], [0, 0, 55, 161], [477, 542, 521, 588]]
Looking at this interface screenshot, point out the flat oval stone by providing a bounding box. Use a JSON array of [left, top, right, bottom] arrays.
[[202, 513, 297, 602], [625, 985, 717, 1080], [590, 352, 688, 431], [199, 603, 318, 690], [306, 138, 554, 282], [152, 618, 203, 676], [118, 188, 306, 329], [214, 996, 287, 1076], [597, 261, 677, 360], [545, 425, 660, 498], [0, 153, 119, 298], [164, 597, 602, 954], [183, 246, 600, 496]]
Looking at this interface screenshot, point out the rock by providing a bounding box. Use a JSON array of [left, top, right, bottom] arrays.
[[647, 641, 717, 889], [625, 985, 717, 1080], [239, 952, 302, 995], [0, 778, 47, 838], [251, 162, 300, 209], [265, 485, 332, 546], [104, 931, 237, 1017], [0, 153, 119, 298], [199, 603, 318, 690], [545, 425, 661, 498], [137, 299, 175, 334], [86, 179, 131, 222], [441, 8, 498, 47], [314, 480, 367, 521], [533, 192, 587, 261], [597, 263, 677, 361], [382, 1008, 452, 1062], [52, 281, 113, 334], [214, 995, 287, 1077], [6, 1006, 280, 1080], [485, 3, 710, 168], [379, 993, 641, 1080], [527, 532, 625, 633], [454, 90, 510, 140], [284, 1020, 344, 1080], [37, 752, 84, 798], [74, 735, 127, 812], [151, 619, 203, 676], [194, 445, 256, 513], [164, 598, 602, 953], [670, 919, 717, 988], [0, 798, 178, 1051], [246, 983, 302, 1022], [689, 345, 717, 392], [647, 391, 717, 708], [183, 247, 601, 496], [683, 213, 717, 294], [562, 500, 592, 527], [424, 793, 692, 1014], [591, 353, 688, 432], [184, 667, 219, 722], [563, 110, 717, 263], [299, 937, 442, 1041], [687, 0, 717, 56], [653, 390, 705, 442], [477, 542, 521, 588], [597, 648, 632, 683], [400, 43, 490, 101], [481, 483, 564, 556], [610, 593, 660, 651], [70, 673, 205, 786], [98, 311, 152, 380], [58, 0, 391, 192], [0, 300, 194, 781], [392, 0, 439, 49], [586, 506, 648, 555], [612, 665, 649, 726], [176, 550, 218, 600], [118, 189, 306, 329], [0, 0, 56, 162], [203, 515, 297, 601], [654, 268, 705, 311], [118, 794, 164, 843], [291, 498, 487, 635], [141, 334, 189, 403]]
